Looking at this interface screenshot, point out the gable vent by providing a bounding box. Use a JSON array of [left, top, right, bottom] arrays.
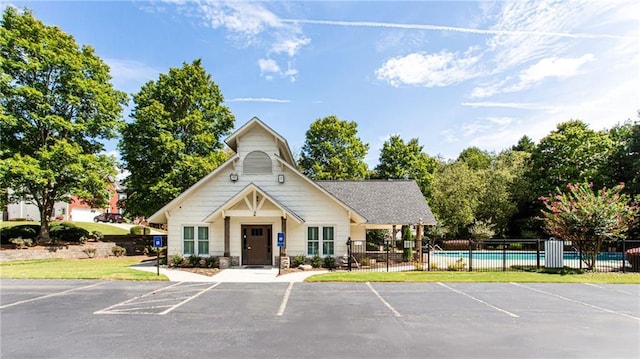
[[243, 151, 272, 174]]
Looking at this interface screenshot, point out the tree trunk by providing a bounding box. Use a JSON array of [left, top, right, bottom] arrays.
[[37, 204, 53, 243]]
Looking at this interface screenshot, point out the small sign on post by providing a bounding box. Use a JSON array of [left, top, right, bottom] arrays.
[[277, 232, 285, 247], [153, 236, 162, 276]]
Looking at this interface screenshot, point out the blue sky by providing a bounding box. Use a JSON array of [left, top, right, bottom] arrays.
[[5, 1, 639, 166]]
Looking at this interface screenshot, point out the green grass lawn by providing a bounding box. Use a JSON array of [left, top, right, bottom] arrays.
[[305, 270, 640, 284], [0, 221, 129, 235], [0, 257, 168, 281]]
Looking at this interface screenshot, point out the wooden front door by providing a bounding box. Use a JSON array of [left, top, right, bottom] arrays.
[[241, 225, 272, 265]]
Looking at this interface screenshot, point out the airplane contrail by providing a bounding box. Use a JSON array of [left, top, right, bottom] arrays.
[[281, 19, 630, 40]]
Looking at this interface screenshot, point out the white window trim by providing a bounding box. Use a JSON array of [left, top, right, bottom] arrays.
[[306, 225, 336, 257], [182, 224, 211, 257]]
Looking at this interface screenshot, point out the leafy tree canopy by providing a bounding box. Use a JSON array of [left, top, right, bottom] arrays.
[[374, 135, 437, 198], [298, 115, 369, 180], [511, 135, 536, 153], [0, 7, 126, 240], [430, 161, 484, 237], [528, 120, 614, 199], [457, 146, 493, 170], [607, 119, 640, 196], [119, 59, 234, 217]]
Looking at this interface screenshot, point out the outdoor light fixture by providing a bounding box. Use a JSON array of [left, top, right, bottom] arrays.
[[229, 173, 238, 182], [278, 174, 285, 183]]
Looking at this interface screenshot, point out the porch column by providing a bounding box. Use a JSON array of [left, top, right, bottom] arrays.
[[280, 216, 287, 256], [392, 225, 397, 250], [224, 216, 230, 257], [416, 219, 423, 263]]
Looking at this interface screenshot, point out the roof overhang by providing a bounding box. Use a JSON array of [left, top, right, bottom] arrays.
[[274, 156, 368, 225], [147, 154, 240, 224]]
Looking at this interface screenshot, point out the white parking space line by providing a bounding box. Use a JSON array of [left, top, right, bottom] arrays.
[[583, 283, 638, 296], [158, 282, 220, 315], [94, 282, 184, 314], [437, 282, 519, 318], [366, 282, 402, 317], [511, 283, 640, 321], [277, 282, 294, 316], [0, 282, 105, 309]]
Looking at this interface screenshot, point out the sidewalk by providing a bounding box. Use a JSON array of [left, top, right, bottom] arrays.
[[130, 261, 327, 283]]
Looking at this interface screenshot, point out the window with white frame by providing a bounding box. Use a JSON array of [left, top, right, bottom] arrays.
[[183, 226, 209, 256], [307, 226, 334, 256], [322, 227, 334, 256]]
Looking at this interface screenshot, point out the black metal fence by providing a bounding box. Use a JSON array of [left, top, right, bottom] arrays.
[[343, 238, 640, 273]]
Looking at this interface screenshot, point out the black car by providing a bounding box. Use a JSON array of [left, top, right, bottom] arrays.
[[93, 213, 124, 223]]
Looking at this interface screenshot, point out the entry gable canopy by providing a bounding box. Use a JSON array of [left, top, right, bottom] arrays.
[[203, 183, 304, 224], [317, 180, 437, 226]]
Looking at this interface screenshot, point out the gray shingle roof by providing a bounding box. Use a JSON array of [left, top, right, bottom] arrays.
[[317, 180, 437, 225]]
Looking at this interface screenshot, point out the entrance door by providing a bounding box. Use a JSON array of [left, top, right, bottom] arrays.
[[241, 225, 272, 265]]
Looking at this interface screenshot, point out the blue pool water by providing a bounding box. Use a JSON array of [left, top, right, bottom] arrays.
[[431, 251, 623, 261]]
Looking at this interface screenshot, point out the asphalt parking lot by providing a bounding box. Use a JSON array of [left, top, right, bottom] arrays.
[[1, 279, 638, 358]]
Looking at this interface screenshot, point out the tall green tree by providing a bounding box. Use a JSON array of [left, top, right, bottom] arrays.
[[511, 135, 536, 153], [476, 150, 529, 237], [607, 119, 640, 196], [457, 146, 493, 170], [430, 161, 484, 237], [298, 115, 369, 180], [119, 59, 234, 217], [527, 120, 613, 199], [0, 7, 126, 241], [374, 135, 437, 198]]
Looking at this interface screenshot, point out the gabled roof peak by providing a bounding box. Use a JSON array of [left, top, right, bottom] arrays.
[[225, 117, 295, 165]]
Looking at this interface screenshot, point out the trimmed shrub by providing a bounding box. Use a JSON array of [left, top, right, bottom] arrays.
[[447, 257, 466, 271], [205, 256, 219, 268], [82, 248, 97, 258], [292, 255, 306, 267], [359, 257, 372, 266], [311, 255, 322, 268], [323, 256, 335, 269], [129, 226, 151, 235], [188, 254, 201, 267], [111, 245, 126, 257], [1, 225, 39, 244], [170, 253, 184, 267], [625, 247, 640, 272], [10, 237, 33, 249], [50, 224, 89, 243], [89, 230, 104, 241]]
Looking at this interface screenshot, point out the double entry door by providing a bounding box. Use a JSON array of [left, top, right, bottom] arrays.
[[241, 225, 272, 266]]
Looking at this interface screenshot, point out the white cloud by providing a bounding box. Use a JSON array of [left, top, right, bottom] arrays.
[[375, 49, 482, 87], [198, 1, 281, 36], [519, 54, 594, 83], [472, 54, 595, 97], [258, 58, 280, 73], [271, 35, 311, 57], [177, 1, 309, 81], [104, 58, 162, 93], [439, 129, 459, 144]]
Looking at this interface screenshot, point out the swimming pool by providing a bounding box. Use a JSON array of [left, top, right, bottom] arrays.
[[430, 251, 623, 261]]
